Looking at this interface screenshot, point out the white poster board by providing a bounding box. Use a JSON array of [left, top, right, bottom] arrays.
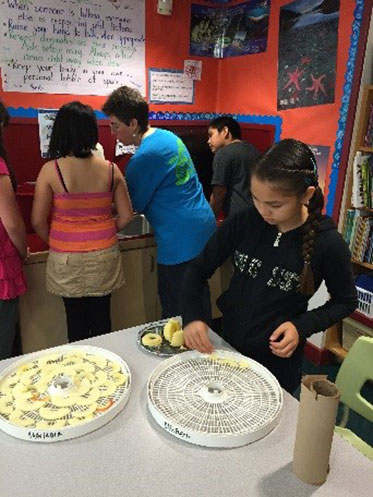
[[149, 68, 194, 104], [115, 140, 137, 156], [0, 0, 145, 95], [38, 109, 57, 158]]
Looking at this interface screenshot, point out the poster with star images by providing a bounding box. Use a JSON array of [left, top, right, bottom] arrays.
[[277, 0, 340, 110]]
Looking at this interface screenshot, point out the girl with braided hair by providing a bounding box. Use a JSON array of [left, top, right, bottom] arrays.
[[180, 138, 357, 393]]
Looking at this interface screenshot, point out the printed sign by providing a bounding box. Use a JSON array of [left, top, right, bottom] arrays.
[[149, 68, 194, 104]]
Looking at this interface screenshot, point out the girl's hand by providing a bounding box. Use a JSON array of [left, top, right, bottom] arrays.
[[183, 320, 214, 354], [269, 321, 299, 358]]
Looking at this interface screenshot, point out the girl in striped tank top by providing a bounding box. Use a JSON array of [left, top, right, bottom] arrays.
[[32, 102, 133, 342]]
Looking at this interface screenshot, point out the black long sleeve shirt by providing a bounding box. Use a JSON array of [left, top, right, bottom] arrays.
[[181, 207, 358, 358]]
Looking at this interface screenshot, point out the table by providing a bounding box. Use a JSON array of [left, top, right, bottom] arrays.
[[0, 326, 372, 497]]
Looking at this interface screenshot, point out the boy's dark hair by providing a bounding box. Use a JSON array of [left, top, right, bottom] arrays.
[[252, 138, 324, 296], [208, 116, 241, 140], [102, 86, 149, 134], [48, 101, 98, 159], [0, 100, 17, 190]]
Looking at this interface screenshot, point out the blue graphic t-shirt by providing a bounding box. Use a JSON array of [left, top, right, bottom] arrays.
[[126, 129, 216, 264]]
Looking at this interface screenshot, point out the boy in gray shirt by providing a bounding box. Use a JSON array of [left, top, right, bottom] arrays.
[[208, 116, 260, 217]]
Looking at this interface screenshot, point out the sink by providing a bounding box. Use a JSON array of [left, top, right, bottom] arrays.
[[118, 214, 152, 237]]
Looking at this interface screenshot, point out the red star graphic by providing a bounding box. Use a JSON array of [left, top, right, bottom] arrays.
[[283, 67, 304, 91], [306, 74, 327, 98], [301, 56, 312, 65]]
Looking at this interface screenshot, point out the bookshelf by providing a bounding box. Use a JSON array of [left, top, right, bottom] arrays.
[[325, 84, 373, 360], [342, 84, 373, 270], [359, 146, 373, 153], [352, 259, 372, 269], [354, 84, 373, 151]]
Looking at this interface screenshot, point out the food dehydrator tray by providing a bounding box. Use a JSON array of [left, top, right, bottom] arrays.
[[0, 345, 131, 442], [147, 349, 283, 448]]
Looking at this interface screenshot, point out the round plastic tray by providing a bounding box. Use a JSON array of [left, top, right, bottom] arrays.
[[0, 345, 131, 442], [147, 349, 283, 448]]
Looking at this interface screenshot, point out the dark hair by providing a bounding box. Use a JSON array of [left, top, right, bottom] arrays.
[[102, 86, 149, 134], [208, 115, 241, 140], [48, 101, 98, 159], [0, 100, 17, 190], [252, 138, 324, 296]]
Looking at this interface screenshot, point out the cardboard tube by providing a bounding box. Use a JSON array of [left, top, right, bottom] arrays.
[[292, 375, 340, 485]]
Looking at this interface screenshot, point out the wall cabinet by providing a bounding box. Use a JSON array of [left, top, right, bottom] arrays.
[[111, 245, 158, 331], [19, 254, 68, 354]]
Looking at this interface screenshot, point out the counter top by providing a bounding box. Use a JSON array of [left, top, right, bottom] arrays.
[[0, 326, 372, 497], [26, 234, 155, 264]]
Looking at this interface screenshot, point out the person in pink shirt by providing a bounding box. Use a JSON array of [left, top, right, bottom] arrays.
[[0, 100, 27, 359]]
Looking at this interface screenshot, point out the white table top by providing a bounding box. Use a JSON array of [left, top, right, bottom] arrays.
[[0, 325, 372, 497]]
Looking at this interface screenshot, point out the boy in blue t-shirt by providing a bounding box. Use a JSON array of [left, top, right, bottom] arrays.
[[103, 86, 216, 319]]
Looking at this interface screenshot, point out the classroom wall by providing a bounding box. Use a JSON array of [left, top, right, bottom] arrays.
[[0, 0, 362, 214]]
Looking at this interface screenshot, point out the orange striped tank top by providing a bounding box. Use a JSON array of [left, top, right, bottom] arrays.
[[49, 160, 117, 253]]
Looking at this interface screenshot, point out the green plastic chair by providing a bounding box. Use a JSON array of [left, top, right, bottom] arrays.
[[334, 336, 373, 461]]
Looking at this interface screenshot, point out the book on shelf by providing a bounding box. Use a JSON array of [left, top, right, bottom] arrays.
[[351, 216, 364, 261], [364, 102, 373, 148], [343, 210, 373, 264], [351, 152, 373, 209], [343, 209, 357, 246], [364, 222, 373, 263]]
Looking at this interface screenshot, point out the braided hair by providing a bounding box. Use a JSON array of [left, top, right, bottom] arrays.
[[0, 100, 17, 191], [252, 138, 324, 296]]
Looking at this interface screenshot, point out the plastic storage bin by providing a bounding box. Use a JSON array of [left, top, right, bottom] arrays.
[[356, 286, 373, 319], [342, 317, 373, 351]]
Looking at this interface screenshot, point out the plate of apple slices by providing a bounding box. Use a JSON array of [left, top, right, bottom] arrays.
[[137, 318, 187, 356]]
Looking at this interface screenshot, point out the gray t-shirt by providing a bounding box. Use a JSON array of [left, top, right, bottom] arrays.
[[211, 141, 260, 216]]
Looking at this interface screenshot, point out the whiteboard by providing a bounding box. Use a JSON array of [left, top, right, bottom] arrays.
[[0, 0, 145, 95]]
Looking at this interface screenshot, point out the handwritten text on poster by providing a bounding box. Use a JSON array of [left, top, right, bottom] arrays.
[[0, 0, 145, 95]]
